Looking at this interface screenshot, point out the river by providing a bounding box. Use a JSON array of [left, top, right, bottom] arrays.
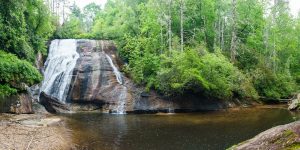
[[63, 107, 300, 150]]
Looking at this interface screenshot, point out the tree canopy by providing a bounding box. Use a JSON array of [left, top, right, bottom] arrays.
[[1, 0, 299, 101], [71, 0, 298, 100]]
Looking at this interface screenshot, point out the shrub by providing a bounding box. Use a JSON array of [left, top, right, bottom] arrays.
[[0, 50, 42, 97], [157, 48, 258, 100], [252, 67, 297, 99]]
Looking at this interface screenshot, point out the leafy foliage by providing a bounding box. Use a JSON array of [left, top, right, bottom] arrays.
[[157, 49, 258, 99], [0, 0, 54, 61], [0, 51, 42, 97], [47, 0, 300, 101], [0, 0, 54, 97], [252, 67, 297, 99]]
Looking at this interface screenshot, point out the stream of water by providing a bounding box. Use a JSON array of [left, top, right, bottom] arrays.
[[40, 39, 79, 103], [63, 107, 300, 150]]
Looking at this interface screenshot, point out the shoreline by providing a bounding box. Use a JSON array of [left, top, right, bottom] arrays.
[[0, 113, 72, 150], [0, 104, 293, 149]]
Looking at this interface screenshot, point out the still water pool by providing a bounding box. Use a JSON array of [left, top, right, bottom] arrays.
[[63, 107, 300, 150]]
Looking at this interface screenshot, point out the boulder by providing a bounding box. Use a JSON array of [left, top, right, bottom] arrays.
[[288, 94, 300, 111], [26, 84, 40, 101], [230, 121, 300, 150], [39, 92, 70, 113], [9, 93, 34, 114]]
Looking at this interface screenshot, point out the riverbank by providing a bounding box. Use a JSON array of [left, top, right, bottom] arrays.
[[0, 113, 72, 150]]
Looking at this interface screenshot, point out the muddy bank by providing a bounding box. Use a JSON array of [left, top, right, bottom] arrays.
[[0, 114, 72, 150]]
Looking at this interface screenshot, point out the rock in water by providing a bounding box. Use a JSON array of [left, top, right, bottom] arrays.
[[288, 94, 300, 111], [230, 121, 300, 150]]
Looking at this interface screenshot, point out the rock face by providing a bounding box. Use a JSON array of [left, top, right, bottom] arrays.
[[40, 39, 231, 113], [0, 94, 34, 114], [131, 90, 231, 113], [230, 121, 300, 150], [9, 93, 34, 114], [40, 40, 131, 113], [66, 40, 131, 113]]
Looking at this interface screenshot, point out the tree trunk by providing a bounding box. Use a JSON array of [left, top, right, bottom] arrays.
[[230, 0, 237, 63], [180, 0, 184, 52], [62, 0, 65, 22], [221, 17, 225, 50], [168, 0, 172, 52]]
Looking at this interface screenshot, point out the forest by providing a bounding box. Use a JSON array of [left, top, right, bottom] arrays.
[[1, 0, 300, 102]]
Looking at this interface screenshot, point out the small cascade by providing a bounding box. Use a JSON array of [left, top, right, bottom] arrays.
[[112, 89, 127, 114], [167, 108, 175, 114], [104, 53, 126, 114], [105, 54, 123, 84], [40, 39, 79, 103]]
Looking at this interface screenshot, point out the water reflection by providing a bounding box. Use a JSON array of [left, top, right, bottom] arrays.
[[63, 108, 300, 150]]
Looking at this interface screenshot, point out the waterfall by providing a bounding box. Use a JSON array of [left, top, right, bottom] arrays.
[[40, 39, 129, 114], [112, 89, 127, 114], [40, 39, 79, 103], [105, 54, 126, 114], [105, 54, 123, 84]]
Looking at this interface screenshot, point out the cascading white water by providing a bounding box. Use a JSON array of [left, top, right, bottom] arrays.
[[105, 54, 126, 114], [105, 54, 123, 84], [113, 89, 127, 114], [40, 39, 79, 103], [40, 39, 128, 114]]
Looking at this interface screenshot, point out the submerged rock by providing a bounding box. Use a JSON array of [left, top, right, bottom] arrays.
[[229, 121, 300, 150]]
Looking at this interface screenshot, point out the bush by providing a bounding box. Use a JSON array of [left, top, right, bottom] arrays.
[[0, 84, 17, 97], [157, 48, 258, 100], [252, 67, 297, 99], [120, 35, 161, 90], [0, 50, 42, 97]]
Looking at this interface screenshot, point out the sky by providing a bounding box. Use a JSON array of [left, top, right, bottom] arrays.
[[74, 0, 107, 9], [289, 0, 300, 16], [73, 0, 299, 16]]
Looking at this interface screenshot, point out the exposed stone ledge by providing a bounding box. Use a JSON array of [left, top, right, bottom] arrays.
[[229, 121, 300, 150]]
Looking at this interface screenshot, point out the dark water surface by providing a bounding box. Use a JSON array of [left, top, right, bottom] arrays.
[[63, 108, 300, 150]]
